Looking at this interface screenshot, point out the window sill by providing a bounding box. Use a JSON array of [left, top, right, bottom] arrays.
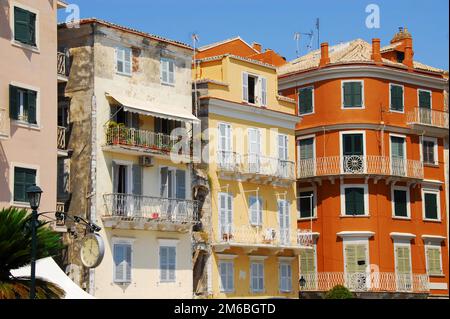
[[340, 214, 370, 218], [11, 202, 31, 208], [299, 111, 314, 116], [392, 216, 411, 220], [341, 106, 365, 110], [428, 274, 445, 278], [298, 217, 317, 221], [12, 121, 40, 131], [11, 40, 40, 54], [116, 71, 132, 77], [161, 81, 175, 87], [423, 219, 441, 223], [114, 281, 132, 285], [424, 163, 439, 168], [389, 109, 404, 114], [159, 280, 177, 284]]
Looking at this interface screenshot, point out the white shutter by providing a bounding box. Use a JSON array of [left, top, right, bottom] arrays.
[[249, 196, 261, 226], [278, 134, 288, 160], [116, 48, 124, 73], [261, 77, 267, 106], [168, 60, 175, 84], [161, 59, 168, 83], [242, 72, 249, 102], [114, 243, 131, 283], [124, 48, 131, 75]]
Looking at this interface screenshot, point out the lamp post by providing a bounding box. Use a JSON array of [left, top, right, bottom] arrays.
[[299, 275, 306, 299], [26, 185, 43, 299]]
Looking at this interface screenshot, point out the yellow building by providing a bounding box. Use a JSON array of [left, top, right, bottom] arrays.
[[193, 38, 305, 298]]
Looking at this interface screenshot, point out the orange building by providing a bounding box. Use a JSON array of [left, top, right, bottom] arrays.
[[278, 28, 449, 298]]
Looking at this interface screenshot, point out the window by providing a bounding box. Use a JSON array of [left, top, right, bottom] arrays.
[[250, 262, 264, 293], [249, 196, 262, 226], [341, 184, 368, 216], [160, 167, 186, 199], [422, 137, 438, 165], [298, 137, 314, 161], [298, 86, 314, 115], [14, 6, 36, 46], [390, 84, 404, 112], [9, 85, 37, 124], [219, 193, 233, 238], [159, 246, 176, 282], [242, 72, 266, 106], [13, 167, 36, 203], [278, 134, 288, 161], [161, 58, 175, 85], [425, 245, 443, 276], [278, 200, 290, 245], [218, 123, 232, 166], [113, 242, 132, 283], [116, 47, 132, 75], [219, 261, 234, 292], [423, 189, 440, 221], [392, 186, 410, 218], [394, 244, 412, 291], [300, 248, 316, 275], [279, 263, 292, 292], [298, 189, 315, 219], [344, 242, 369, 290], [390, 135, 406, 176], [248, 128, 261, 173], [342, 81, 363, 108], [418, 90, 431, 109], [396, 51, 405, 63]]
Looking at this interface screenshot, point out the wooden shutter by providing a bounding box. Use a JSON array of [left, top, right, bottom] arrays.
[[299, 138, 314, 160], [124, 48, 131, 74], [28, 11, 36, 46], [300, 249, 315, 274], [299, 87, 313, 114], [278, 135, 288, 161], [9, 85, 19, 120], [427, 247, 441, 275], [391, 85, 403, 111], [261, 77, 267, 106], [343, 134, 364, 156], [168, 60, 175, 84], [424, 193, 438, 219], [113, 244, 124, 282], [419, 91, 431, 109], [396, 246, 411, 274], [345, 244, 366, 273], [14, 7, 30, 44], [132, 165, 142, 196], [242, 73, 249, 102], [249, 196, 261, 225], [343, 82, 352, 107], [168, 247, 176, 281], [345, 188, 364, 215], [125, 244, 132, 282], [161, 59, 168, 83], [160, 167, 168, 197], [175, 170, 186, 199], [352, 82, 362, 107], [27, 90, 37, 124], [391, 136, 405, 159]]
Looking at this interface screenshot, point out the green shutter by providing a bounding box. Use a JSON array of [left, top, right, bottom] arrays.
[[419, 91, 431, 109], [13, 167, 36, 202], [27, 90, 37, 124], [300, 249, 315, 274], [391, 85, 403, 111], [299, 87, 313, 114], [345, 187, 365, 215], [352, 82, 362, 107], [424, 193, 438, 219], [343, 134, 364, 156], [28, 12, 36, 46], [394, 190, 407, 217], [299, 138, 314, 160], [343, 82, 352, 107], [14, 7, 29, 44], [9, 85, 19, 120]]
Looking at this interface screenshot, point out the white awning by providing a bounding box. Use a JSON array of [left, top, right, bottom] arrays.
[[106, 93, 199, 122], [11, 257, 95, 299]]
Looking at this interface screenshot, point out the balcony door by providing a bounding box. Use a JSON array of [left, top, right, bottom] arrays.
[[277, 134, 289, 178], [394, 244, 413, 292], [278, 200, 290, 245], [160, 167, 187, 220], [248, 128, 261, 174], [390, 135, 406, 176], [298, 137, 314, 177], [418, 90, 432, 124], [112, 161, 142, 217], [342, 133, 365, 174], [219, 193, 233, 241], [344, 242, 369, 291], [218, 123, 232, 169]]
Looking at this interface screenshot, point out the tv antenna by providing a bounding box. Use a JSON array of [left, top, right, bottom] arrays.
[[294, 30, 314, 57], [192, 33, 199, 117]]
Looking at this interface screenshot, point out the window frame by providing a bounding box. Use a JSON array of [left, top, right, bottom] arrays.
[[250, 261, 265, 293], [340, 184, 369, 217], [297, 134, 316, 161], [248, 195, 263, 226], [158, 239, 179, 283], [341, 80, 365, 109], [422, 188, 441, 222], [391, 185, 411, 220], [10, 2, 40, 52], [393, 242, 413, 282], [242, 71, 265, 107], [420, 136, 439, 166], [159, 166, 188, 199], [278, 261, 293, 293], [389, 83, 405, 113], [425, 244, 443, 276], [9, 81, 40, 129], [112, 238, 134, 284], [298, 85, 315, 115], [297, 186, 317, 220], [116, 46, 132, 76], [160, 57, 175, 86]]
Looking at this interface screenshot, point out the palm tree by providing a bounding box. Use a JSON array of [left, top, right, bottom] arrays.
[[0, 207, 65, 299]]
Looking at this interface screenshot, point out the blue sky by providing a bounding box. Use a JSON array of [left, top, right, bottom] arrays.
[[59, 0, 449, 70]]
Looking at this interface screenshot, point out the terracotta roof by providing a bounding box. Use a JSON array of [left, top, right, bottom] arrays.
[[278, 38, 446, 75], [58, 18, 192, 50], [380, 42, 400, 53], [197, 36, 258, 53], [197, 54, 277, 70]]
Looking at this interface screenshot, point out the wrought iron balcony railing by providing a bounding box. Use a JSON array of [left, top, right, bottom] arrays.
[[57, 126, 67, 150], [297, 155, 423, 180], [103, 193, 199, 224], [57, 52, 68, 77]]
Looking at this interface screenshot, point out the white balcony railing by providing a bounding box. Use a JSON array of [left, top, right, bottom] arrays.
[[215, 225, 312, 248], [216, 151, 296, 181], [103, 193, 199, 224], [300, 272, 429, 293], [297, 155, 423, 180], [407, 107, 449, 129], [0, 107, 9, 137], [57, 126, 67, 150]]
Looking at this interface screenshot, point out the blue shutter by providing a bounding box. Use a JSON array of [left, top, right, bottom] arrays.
[[175, 170, 186, 199], [132, 165, 142, 195]]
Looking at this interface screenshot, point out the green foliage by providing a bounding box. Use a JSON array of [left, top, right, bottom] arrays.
[[324, 285, 354, 299], [0, 207, 65, 299]]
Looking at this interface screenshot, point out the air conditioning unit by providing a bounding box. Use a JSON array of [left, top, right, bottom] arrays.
[[139, 156, 154, 167]]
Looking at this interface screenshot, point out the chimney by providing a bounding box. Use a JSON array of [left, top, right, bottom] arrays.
[[371, 38, 382, 64], [252, 42, 262, 53], [403, 28, 414, 69], [319, 42, 330, 67]]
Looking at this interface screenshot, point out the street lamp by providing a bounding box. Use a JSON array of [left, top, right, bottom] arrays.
[[299, 276, 306, 299], [27, 185, 43, 299]]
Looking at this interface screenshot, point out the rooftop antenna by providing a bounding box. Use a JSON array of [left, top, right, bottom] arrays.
[[294, 30, 314, 56], [294, 32, 301, 58], [192, 33, 199, 117], [316, 18, 320, 49]]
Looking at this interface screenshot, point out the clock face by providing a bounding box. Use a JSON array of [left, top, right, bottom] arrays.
[[80, 233, 105, 268]]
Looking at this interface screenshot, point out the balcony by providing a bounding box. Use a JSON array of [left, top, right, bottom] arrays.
[[103, 125, 191, 162], [57, 52, 68, 82], [102, 193, 199, 232], [297, 155, 423, 183], [57, 126, 68, 156], [0, 107, 9, 138], [300, 272, 429, 294], [216, 151, 296, 185], [212, 225, 313, 254], [407, 107, 449, 137]]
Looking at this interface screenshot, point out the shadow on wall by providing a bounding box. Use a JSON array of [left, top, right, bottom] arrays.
[[0, 143, 11, 202], [0, 1, 11, 41]]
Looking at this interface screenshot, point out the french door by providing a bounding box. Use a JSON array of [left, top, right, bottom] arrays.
[[278, 200, 290, 245], [342, 134, 364, 174]]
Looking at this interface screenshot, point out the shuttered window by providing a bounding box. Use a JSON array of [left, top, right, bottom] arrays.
[[300, 248, 316, 275], [113, 243, 132, 283], [395, 246, 411, 274], [242, 72, 249, 102], [393, 189, 408, 217], [249, 196, 262, 226], [343, 81, 363, 108], [116, 47, 132, 75], [250, 262, 264, 293], [219, 261, 234, 292], [344, 187, 365, 215], [161, 58, 175, 85], [9, 85, 37, 124], [418, 90, 431, 109], [219, 193, 233, 237], [279, 263, 292, 292], [298, 87, 314, 114], [160, 246, 176, 282], [422, 140, 436, 165], [14, 6, 36, 46], [390, 84, 404, 111], [345, 244, 367, 273], [13, 167, 36, 203], [278, 134, 288, 161], [298, 190, 314, 218], [426, 246, 442, 276], [424, 192, 439, 220], [261, 77, 267, 106], [299, 138, 314, 160]]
